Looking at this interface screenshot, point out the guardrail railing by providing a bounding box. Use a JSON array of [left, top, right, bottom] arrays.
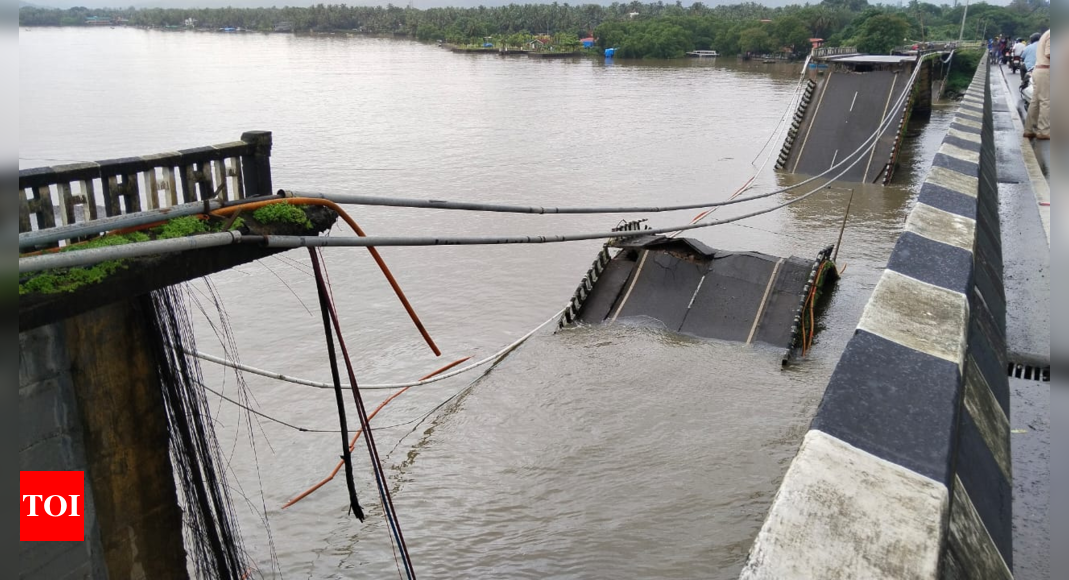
[[19, 131, 273, 246]]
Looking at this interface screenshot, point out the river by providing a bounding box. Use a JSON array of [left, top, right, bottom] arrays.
[[20, 28, 956, 579]]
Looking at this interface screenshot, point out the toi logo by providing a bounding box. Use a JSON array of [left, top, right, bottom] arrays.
[[20, 471, 85, 542]]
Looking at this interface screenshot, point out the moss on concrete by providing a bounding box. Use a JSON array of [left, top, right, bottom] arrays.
[[252, 202, 313, 230], [154, 216, 209, 240], [20, 233, 151, 296]]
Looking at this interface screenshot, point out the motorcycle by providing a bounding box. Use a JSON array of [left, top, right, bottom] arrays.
[[1010, 54, 1023, 74], [1020, 72, 1033, 110]]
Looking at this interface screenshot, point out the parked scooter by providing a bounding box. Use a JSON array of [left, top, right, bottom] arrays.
[[1021, 72, 1033, 110]]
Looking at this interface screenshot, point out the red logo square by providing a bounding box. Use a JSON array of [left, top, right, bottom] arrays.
[[20, 471, 85, 542]]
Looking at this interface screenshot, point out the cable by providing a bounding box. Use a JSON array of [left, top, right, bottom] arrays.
[[310, 249, 415, 580], [281, 356, 473, 510], [21, 60, 920, 272], [211, 198, 441, 357], [679, 55, 812, 232], [187, 308, 565, 391], [198, 380, 341, 433], [310, 252, 366, 522]]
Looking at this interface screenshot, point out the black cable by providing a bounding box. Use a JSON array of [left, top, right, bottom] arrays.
[[198, 380, 342, 434], [311, 250, 416, 580], [310, 249, 366, 522]]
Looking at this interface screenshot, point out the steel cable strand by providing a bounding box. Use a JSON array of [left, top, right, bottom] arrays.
[[281, 356, 472, 509], [309, 249, 416, 580], [18, 64, 921, 271], [189, 307, 565, 391], [679, 54, 813, 232], [210, 198, 441, 356], [309, 251, 367, 522], [289, 55, 923, 217]]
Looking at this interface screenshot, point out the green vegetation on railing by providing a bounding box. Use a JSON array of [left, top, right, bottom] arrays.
[[19, 233, 150, 296], [19, 2, 1049, 59], [252, 202, 313, 230], [18, 214, 250, 297], [154, 216, 209, 240]]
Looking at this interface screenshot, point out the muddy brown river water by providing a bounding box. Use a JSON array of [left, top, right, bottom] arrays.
[[21, 28, 958, 579]]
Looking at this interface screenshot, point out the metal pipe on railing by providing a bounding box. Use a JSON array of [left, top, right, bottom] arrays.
[[18, 232, 243, 274], [17, 194, 281, 252]]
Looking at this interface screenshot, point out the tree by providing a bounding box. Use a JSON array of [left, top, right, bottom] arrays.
[[855, 13, 910, 54], [738, 26, 773, 54]]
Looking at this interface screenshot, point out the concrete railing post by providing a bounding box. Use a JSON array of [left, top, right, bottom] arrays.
[[240, 130, 273, 198]]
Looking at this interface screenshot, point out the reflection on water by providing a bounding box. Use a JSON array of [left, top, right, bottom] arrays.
[[20, 28, 955, 578]]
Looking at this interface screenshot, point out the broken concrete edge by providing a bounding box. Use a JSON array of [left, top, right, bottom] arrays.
[[740, 60, 1013, 579], [18, 205, 338, 332]]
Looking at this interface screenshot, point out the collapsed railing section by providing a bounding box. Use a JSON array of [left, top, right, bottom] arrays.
[[557, 219, 649, 330], [18, 131, 274, 248], [775, 78, 817, 171]]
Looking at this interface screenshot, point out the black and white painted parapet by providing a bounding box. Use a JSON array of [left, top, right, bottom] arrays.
[[740, 60, 1012, 579]]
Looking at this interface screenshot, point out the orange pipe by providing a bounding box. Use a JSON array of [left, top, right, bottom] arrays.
[[212, 198, 441, 357], [281, 356, 470, 509]]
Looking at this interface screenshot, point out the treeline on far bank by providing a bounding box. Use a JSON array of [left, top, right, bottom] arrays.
[[19, 1, 1050, 59]]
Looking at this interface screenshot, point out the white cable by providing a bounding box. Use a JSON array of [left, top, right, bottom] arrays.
[[188, 307, 566, 391]]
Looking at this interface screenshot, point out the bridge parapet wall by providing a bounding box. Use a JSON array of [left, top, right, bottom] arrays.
[[740, 60, 1011, 579], [19, 131, 273, 249]]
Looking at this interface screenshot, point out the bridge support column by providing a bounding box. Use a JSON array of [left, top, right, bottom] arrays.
[[19, 299, 189, 580], [912, 59, 933, 119]]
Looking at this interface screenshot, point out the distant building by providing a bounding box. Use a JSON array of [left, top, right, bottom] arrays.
[[580, 37, 596, 48], [184, 17, 196, 28], [85, 16, 112, 26]]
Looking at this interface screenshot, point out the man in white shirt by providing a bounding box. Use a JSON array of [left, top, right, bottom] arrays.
[[1013, 38, 1027, 58]]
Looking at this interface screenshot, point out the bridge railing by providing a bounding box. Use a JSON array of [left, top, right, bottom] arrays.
[[813, 46, 857, 58], [741, 60, 1011, 579], [18, 131, 273, 246]]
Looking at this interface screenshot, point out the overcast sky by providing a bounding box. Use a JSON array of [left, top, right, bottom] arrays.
[[25, 0, 817, 10], [23, 0, 1013, 10]]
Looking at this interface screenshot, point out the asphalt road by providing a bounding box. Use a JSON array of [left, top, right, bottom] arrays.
[[789, 70, 912, 183]]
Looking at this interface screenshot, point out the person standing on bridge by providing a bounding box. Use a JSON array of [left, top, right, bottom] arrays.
[[1023, 29, 1050, 141], [1022, 32, 1041, 82]]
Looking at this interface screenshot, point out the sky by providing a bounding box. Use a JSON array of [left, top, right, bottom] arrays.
[[23, 0, 810, 10], [21, 0, 1017, 11]]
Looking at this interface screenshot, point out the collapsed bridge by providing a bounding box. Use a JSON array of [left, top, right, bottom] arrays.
[[777, 48, 951, 184], [558, 222, 837, 363]]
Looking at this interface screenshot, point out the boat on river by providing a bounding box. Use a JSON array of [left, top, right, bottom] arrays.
[[686, 50, 720, 58]]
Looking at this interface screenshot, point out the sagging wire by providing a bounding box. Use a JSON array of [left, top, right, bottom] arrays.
[[19, 72, 922, 278], [281, 355, 472, 509], [211, 198, 441, 357], [199, 381, 343, 433], [309, 248, 416, 580], [23, 59, 926, 277], [189, 306, 567, 392], [282, 305, 562, 508], [677, 54, 813, 235]]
